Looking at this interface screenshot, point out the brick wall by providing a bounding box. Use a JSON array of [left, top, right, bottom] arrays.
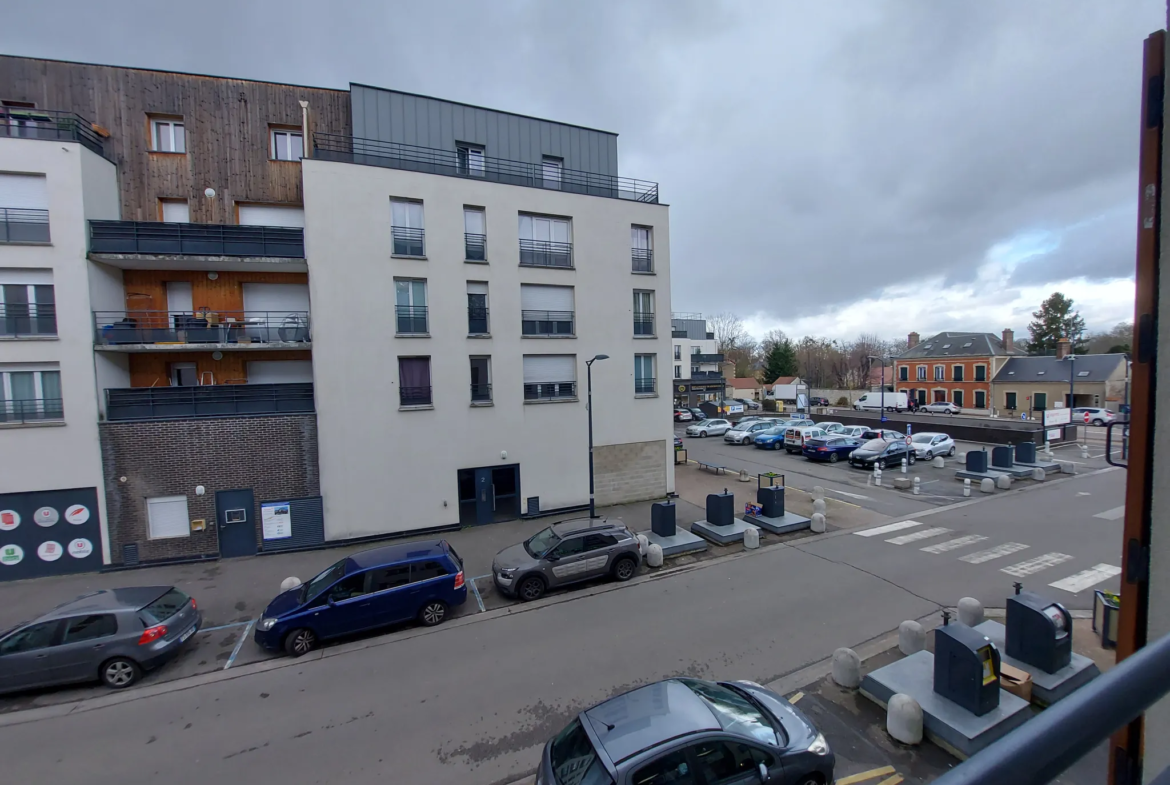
[[100, 415, 319, 564], [593, 440, 668, 506]]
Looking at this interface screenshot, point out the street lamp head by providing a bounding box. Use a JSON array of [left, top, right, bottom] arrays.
[[588, 354, 610, 365]]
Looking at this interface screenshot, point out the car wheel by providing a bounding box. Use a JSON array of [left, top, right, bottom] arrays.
[[908, 455, 916, 465], [1093, 419, 1105, 426], [100, 657, 141, 689], [877, 460, 887, 470], [924, 451, 933, 460], [699, 430, 708, 437], [796, 776, 826, 785], [419, 600, 449, 627], [517, 575, 546, 602], [612, 555, 638, 582], [948, 446, 956, 457], [829, 453, 839, 463], [284, 628, 317, 657]]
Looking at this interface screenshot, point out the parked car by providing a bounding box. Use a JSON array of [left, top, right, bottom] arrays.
[[0, 586, 201, 694], [911, 432, 956, 459], [784, 426, 828, 454], [838, 425, 869, 439], [853, 391, 909, 412], [688, 407, 708, 421], [674, 409, 693, 422], [1072, 407, 1116, 426], [539, 678, 834, 785], [861, 428, 904, 442], [674, 435, 683, 449], [492, 518, 641, 602], [803, 436, 862, 463], [922, 401, 961, 415], [810, 396, 831, 407], [725, 420, 776, 444], [255, 539, 466, 657], [817, 421, 846, 434], [753, 424, 796, 450], [686, 418, 732, 437], [849, 438, 916, 469], [735, 397, 761, 410]]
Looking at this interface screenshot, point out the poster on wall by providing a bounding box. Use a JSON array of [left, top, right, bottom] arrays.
[[261, 502, 292, 540], [0, 487, 101, 582], [1047, 428, 1062, 442]]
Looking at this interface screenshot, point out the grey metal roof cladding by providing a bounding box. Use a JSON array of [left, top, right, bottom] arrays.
[[993, 354, 1127, 383], [671, 318, 709, 340], [898, 331, 1025, 359]]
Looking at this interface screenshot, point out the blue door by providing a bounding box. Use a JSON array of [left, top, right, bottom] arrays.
[[215, 489, 256, 558], [364, 565, 415, 626], [310, 572, 376, 639]]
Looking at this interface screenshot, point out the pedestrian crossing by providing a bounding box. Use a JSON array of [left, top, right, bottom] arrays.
[[853, 519, 1118, 595]]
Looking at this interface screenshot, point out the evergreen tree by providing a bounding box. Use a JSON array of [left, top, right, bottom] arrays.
[[1028, 292, 1087, 355], [764, 338, 799, 381]]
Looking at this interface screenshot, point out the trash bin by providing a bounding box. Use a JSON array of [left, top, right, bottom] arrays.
[[1093, 590, 1120, 649]]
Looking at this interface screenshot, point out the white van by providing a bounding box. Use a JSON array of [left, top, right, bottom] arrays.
[[853, 392, 908, 412]]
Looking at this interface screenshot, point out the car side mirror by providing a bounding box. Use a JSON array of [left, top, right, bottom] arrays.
[[327, 596, 337, 607], [545, 554, 559, 562], [758, 762, 769, 782]]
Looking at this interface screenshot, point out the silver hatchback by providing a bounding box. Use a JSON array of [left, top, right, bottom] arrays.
[[492, 518, 642, 601]]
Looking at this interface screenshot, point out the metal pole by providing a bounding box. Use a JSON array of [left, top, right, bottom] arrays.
[[587, 360, 596, 519], [880, 358, 886, 420]]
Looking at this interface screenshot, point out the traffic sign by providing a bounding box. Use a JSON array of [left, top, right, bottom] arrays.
[[1083, 411, 1091, 424], [905, 435, 913, 446]]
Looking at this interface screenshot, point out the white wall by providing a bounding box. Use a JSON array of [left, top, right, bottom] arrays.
[[303, 158, 672, 537]]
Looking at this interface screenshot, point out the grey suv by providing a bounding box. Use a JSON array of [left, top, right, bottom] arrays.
[[492, 518, 642, 602]]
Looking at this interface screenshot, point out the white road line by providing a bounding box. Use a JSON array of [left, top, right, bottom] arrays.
[[1001, 552, 1074, 577], [1050, 564, 1123, 593], [827, 488, 871, 501], [886, 527, 951, 545], [855, 520, 925, 538], [1093, 505, 1126, 521], [921, 535, 988, 554], [960, 542, 1029, 564]]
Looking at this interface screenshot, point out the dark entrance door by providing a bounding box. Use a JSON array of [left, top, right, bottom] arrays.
[[216, 489, 256, 558], [457, 465, 520, 526]]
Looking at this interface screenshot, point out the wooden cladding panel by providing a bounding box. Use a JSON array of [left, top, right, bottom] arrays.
[[0, 55, 351, 222], [122, 270, 308, 314], [128, 350, 312, 387]]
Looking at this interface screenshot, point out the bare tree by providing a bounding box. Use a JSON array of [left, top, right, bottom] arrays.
[[796, 336, 839, 388], [709, 312, 749, 354], [759, 328, 788, 359], [724, 336, 759, 379]]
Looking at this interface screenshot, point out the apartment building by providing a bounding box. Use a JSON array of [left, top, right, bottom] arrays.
[[893, 329, 1025, 411], [669, 313, 723, 407]]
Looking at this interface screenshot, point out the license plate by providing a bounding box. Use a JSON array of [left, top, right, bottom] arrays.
[[179, 626, 196, 643]]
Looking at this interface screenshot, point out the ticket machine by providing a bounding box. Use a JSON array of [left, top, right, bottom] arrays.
[[934, 622, 1002, 716], [1006, 590, 1073, 674]]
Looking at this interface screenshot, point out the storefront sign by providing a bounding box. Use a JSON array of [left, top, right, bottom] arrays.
[[67, 539, 94, 559], [1043, 407, 1071, 427], [1047, 429, 1061, 442], [261, 502, 293, 540]]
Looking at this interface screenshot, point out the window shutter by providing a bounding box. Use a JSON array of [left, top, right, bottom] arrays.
[[520, 285, 573, 311], [147, 496, 190, 539], [0, 174, 48, 209], [238, 204, 304, 227], [466, 282, 488, 295], [523, 355, 576, 383]]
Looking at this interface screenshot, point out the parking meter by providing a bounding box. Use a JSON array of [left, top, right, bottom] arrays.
[[706, 491, 734, 527], [651, 501, 676, 537], [757, 485, 784, 518], [1006, 590, 1072, 673], [934, 622, 1001, 716]]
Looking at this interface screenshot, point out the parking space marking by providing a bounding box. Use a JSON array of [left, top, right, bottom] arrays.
[[960, 542, 1029, 564], [835, 766, 896, 785], [855, 520, 925, 537], [469, 575, 488, 613], [1001, 552, 1073, 577], [788, 691, 803, 704], [827, 489, 870, 501], [886, 526, 950, 545], [920, 534, 988, 554], [223, 618, 255, 670], [876, 776, 904, 785], [1093, 505, 1126, 521], [199, 621, 252, 634], [1050, 564, 1122, 593]]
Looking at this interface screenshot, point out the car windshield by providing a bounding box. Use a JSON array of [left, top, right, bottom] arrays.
[[695, 420, 713, 426], [301, 559, 347, 602], [139, 588, 190, 624], [911, 434, 934, 443], [861, 439, 888, 450], [807, 439, 828, 447], [679, 679, 779, 746], [549, 719, 612, 785], [525, 526, 561, 558]]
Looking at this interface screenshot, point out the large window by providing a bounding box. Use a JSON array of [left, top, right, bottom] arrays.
[[0, 173, 50, 243], [898, 365, 909, 381], [1, 278, 55, 337], [521, 284, 574, 336], [633, 291, 655, 336], [953, 365, 964, 382], [934, 365, 945, 381], [270, 128, 303, 161], [674, 345, 681, 360], [391, 199, 425, 256], [147, 495, 190, 540], [917, 365, 927, 381], [1033, 392, 1048, 411], [632, 225, 653, 272], [523, 355, 577, 401], [519, 214, 572, 268], [470, 356, 492, 403], [635, 354, 656, 395], [464, 207, 486, 261], [975, 364, 987, 382], [150, 118, 186, 153], [467, 282, 489, 335], [1005, 391, 1018, 409], [457, 144, 485, 177], [395, 279, 428, 335], [398, 357, 432, 407], [0, 367, 61, 422]]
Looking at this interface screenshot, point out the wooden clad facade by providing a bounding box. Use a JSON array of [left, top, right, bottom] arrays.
[[128, 350, 312, 388], [0, 55, 350, 222], [121, 269, 309, 314]]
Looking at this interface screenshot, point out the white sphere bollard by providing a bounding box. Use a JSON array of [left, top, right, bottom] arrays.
[[887, 694, 924, 745], [743, 526, 760, 550], [1032, 467, 1046, 482], [996, 474, 1012, 490], [898, 620, 926, 655], [958, 597, 984, 627], [832, 647, 862, 688], [813, 498, 827, 515], [646, 543, 664, 568], [813, 485, 825, 500], [281, 576, 302, 592], [980, 477, 996, 493], [810, 512, 827, 533], [637, 533, 650, 554], [1081, 444, 1090, 459], [932, 456, 945, 468], [963, 478, 971, 497], [957, 451, 967, 462]]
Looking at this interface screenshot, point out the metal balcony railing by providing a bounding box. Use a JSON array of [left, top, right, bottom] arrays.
[[395, 305, 429, 335], [392, 226, 425, 256], [314, 133, 659, 204], [400, 386, 432, 407], [671, 330, 688, 338], [634, 313, 655, 336], [465, 233, 487, 261], [632, 248, 653, 272], [468, 306, 489, 335], [471, 383, 492, 403], [691, 354, 724, 364], [519, 239, 573, 268], [522, 310, 575, 336], [0, 208, 50, 243], [635, 377, 656, 395], [89, 221, 305, 258], [1, 303, 57, 337], [94, 310, 310, 346], [1, 398, 64, 423], [104, 383, 314, 422], [524, 381, 577, 400], [690, 371, 724, 379], [1, 108, 106, 157]]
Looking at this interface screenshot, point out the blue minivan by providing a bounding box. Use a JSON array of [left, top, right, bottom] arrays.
[[254, 539, 466, 657]]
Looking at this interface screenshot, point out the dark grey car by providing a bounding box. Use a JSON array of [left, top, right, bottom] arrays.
[[0, 586, 201, 694], [492, 518, 642, 602], [537, 678, 834, 785]]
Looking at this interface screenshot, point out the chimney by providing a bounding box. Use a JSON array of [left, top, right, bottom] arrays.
[[908, 332, 920, 349], [1002, 328, 1014, 354], [1056, 337, 1071, 360]]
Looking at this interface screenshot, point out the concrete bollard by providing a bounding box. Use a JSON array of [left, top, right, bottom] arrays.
[[996, 474, 1012, 490], [957, 597, 984, 627], [832, 647, 862, 688], [887, 694, 924, 745], [898, 620, 926, 655], [980, 477, 995, 494], [811, 512, 827, 533], [812, 485, 825, 500], [1060, 461, 1077, 475], [932, 456, 945, 468], [743, 526, 760, 549], [874, 467, 883, 487], [281, 576, 302, 592], [739, 469, 751, 482], [912, 477, 920, 495], [1044, 441, 1053, 457], [1081, 444, 1090, 459], [957, 451, 967, 462], [1031, 467, 1046, 482], [901, 458, 908, 475], [637, 534, 650, 554], [963, 478, 971, 497], [813, 498, 827, 516], [646, 543, 664, 568]]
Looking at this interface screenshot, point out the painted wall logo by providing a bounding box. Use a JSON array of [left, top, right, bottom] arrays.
[[0, 510, 19, 531], [68, 538, 94, 559], [64, 505, 90, 525], [1, 545, 24, 566], [37, 541, 63, 562], [34, 507, 60, 527]]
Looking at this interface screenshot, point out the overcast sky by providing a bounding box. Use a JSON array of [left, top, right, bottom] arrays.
[[3, 0, 1162, 343]]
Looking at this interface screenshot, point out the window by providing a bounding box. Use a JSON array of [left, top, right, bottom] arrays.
[[62, 615, 117, 644], [170, 362, 198, 387], [326, 574, 366, 603], [953, 390, 964, 408], [398, 357, 432, 407], [457, 144, 485, 176], [1078, 370, 1091, 377], [674, 345, 681, 360], [467, 282, 489, 335], [674, 365, 682, 379], [975, 365, 987, 382], [934, 365, 945, 381], [146, 495, 190, 539], [139, 588, 190, 624], [635, 354, 656, 395], [0, 621, 58, 655], [692, 365, 700, 375], [942, 343, 951, 349], [953, 365, 964, 382], [692, 740, 768, 785], [395, 279, 428, 335], [470, 356, 492, 403], [270, 128, 303, 161], [963, 341, 973, 348], [159, 199, 189, 223], [1, 278, 56, 337], [917, 365, 927, 381], [550, 537, 585, 558], [0, 367, 62, 422], [632, 225, 653, 272], [634, 291, 655, 336], [519, 214, 572, 268], [521, 284, 574, 336], [150, 118, 185, 153], [464, 207, 486, 261], [366, 565, 410, 593], [1005, 391, 1018, 409], [542, 155, 563, 188], [0, 173, 50, 243], [411, 560, 449, 582], [1034, 392, 1048, 410], [549, 720, 611, 785], [633, 749, 695, 785], [390, 199, 425, 256], [523, 354, 577, 401], [974, 390, 986, 409], [582, 534, 617, 551], [899, 365, 909, 381]]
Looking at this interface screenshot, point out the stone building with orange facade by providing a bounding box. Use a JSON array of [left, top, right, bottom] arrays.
[[893, 329, 1025, 411]]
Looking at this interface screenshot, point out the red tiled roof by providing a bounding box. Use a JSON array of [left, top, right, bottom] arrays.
[[771, 376, 798, 385], [728, 378, 760, 390]]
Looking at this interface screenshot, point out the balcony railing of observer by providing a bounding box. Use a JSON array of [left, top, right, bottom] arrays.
[[392, 226, 425, 257], [519, 239, 573, 268], [1, 108, 106, 158], [0, 208, 50, 243], [524, 381, 577, 401], [632, 248, 654, 272], [468, 306, 489, 335], [691, 353, 724, 364], [1, 303, 57, 337], [314, 133, 660, 204], [522, 310, 575, 336], [471, 383, 492, 403], [400, 386, 432, 407], [105, 384, 314, 422], [465, 233, 487, 261], [633, 313, 655, 336], [1, 398, 64, 424], [94, 310, 310, 346], [89, 221, 304, 258], [635, 377, 656, 395], [395, 305, 429, 335]]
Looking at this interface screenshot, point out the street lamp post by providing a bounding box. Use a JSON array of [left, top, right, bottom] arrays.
[[868, 355, 888, 421], [586, 354, 609, 518]]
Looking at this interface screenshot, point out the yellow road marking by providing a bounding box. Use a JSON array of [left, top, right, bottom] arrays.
[[788, 691, 804, 703], [834, 766, 896, 785], [876, 776, 903, 785]]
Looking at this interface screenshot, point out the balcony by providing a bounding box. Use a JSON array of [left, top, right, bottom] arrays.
[[465, 233, 487, 262], [104, 383, 314, 422], [93, 310, 310, 350], [690, 371, 724, 380], [632, 248, 653, 273], [635, 377, 656, 395], [314, 133, 660, 204], [522, 310, 575, 336], [0, 208, 50, 244], [400, 386, 432, 407], [1, 398, 64, 424], [88, 221, 305, 269], [671, 330, 687, 338], [471, 383, 492, 403], [1, 108, 107, 158], [392, 226, 425, 257], [633, 313, 655, 336], [395, 305, 429, 335], [468, 306, 489, 335], [691, 353, 724, 364], [519, 239, 573, 268], [524, 381, 577, 401], [1, 303, 57, 338]]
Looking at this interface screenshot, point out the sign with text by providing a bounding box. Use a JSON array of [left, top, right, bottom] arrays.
[[1044, 407, 1072, 427], [261, 502, 292, 540]]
